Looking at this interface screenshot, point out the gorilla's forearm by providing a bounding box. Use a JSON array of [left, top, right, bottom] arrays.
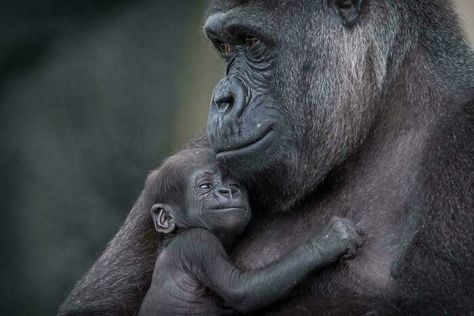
[[58, 194, 158, 316]]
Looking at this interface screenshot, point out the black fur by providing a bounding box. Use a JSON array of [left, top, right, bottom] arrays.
[[59, 0, 474, 315]]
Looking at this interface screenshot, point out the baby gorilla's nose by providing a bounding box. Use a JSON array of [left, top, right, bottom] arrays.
[[217, 187, 233, 199]]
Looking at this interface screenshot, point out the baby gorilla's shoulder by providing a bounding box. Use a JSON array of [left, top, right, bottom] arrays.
[[176, 228, 222, 247], [163, 229, 227, 270]]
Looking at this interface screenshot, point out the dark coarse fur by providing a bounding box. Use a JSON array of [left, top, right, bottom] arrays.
[[59, 0, 474, 315]]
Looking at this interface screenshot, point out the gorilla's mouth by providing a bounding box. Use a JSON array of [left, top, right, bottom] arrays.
[[215, 123, 275, 157]]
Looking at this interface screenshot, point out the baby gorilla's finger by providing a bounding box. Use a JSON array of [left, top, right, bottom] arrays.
[[353, 228, 365, 246], [341, 220, 358, 237], [340, 218, 357, 229], [338, 218, 355, 231], [356, 226, 365, 236], [341, 245, 357, 260]]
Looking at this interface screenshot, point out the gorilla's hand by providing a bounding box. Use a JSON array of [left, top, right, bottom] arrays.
[[308, 217, 365, 265]]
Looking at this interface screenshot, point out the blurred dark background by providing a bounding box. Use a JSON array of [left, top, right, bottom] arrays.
[[0, 1, 472, 315]]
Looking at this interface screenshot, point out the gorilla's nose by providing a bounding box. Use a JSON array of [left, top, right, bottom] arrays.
[[211, 76, 247, 122]]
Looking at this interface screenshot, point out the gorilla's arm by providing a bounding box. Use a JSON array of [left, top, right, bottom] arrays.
[[58, 193, 158, 316], [58, 134, 209, 316]]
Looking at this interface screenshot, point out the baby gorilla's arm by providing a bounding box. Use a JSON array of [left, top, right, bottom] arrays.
[[191, 217, 364, 314]]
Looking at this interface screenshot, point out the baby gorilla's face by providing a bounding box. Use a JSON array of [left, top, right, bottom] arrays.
[[184, 165, 251, 239]]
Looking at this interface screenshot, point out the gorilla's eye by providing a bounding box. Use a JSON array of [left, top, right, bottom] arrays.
[[199, 183, 213, 190], [337, 0, 353, 9], [220, 43, 234, 56], [245, 37, 259, 49]]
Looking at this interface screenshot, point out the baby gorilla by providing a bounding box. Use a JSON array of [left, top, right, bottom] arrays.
[[138, 148, 364, 316]]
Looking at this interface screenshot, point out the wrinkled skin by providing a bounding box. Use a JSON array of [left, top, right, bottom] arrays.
[[170, 165, 252, 245], [59, 1, 474, 315]]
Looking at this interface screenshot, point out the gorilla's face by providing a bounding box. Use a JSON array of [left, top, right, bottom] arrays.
[[206, 1, 399, 205], [206, 22, 286, 176]]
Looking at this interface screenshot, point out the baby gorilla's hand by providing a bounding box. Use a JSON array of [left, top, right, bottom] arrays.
[[308, 217, 365, 264]]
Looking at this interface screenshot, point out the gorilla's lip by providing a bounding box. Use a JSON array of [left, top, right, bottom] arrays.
[[208, 207, 248, 213], [215, 124, 275, 156]]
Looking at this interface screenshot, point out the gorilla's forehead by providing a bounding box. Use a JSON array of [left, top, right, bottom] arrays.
[[207, 0, 287, 15], [204, 0, 293, 40], [208, 0, 251, 12]]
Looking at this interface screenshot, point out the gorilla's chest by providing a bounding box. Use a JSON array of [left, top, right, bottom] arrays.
[[232, 203, 399, 297]]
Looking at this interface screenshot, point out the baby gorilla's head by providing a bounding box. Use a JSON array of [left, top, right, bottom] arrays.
[[147, 148, 251, 243]]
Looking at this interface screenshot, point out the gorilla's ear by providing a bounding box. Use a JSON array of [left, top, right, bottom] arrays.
[[151, 203, 176, 234], [327, 0, 364, 27]]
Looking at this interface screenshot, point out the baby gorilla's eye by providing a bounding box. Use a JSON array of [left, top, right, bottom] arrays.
[[199, 183, 213, 190], [229, 184, 241, 193]]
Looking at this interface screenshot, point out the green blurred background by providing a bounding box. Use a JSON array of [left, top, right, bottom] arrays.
[[0, 1, 472, 315]]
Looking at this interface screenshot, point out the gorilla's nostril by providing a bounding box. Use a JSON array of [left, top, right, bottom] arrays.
[[215, 95, 234, 113]]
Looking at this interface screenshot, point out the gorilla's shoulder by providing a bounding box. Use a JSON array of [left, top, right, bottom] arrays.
[[419, 95, 474, 195], [172, 229, 224, 251]]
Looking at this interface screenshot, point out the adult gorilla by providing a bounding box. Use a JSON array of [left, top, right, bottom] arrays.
[[59, 0, 474, 315]]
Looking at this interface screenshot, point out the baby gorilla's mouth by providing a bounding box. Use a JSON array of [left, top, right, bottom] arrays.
[[209, 207, 248, 213]]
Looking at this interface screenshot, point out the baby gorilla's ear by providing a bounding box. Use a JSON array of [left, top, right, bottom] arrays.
[[151, 203, 176, 234]]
